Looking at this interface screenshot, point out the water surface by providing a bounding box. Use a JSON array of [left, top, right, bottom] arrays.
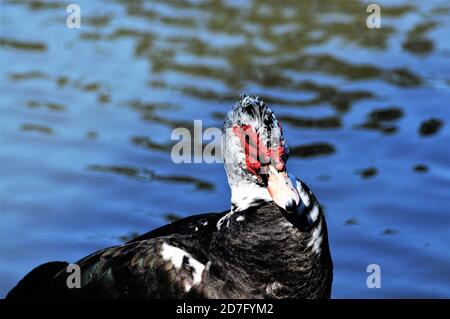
[[1, 0, 449, 298]]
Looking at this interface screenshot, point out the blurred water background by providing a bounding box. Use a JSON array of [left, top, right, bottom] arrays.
[[1, 0, 449, 298]]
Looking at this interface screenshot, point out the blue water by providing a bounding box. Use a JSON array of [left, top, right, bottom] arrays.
[[1, 0, 449, 298]]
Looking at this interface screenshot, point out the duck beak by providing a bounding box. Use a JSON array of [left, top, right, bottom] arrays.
[[267, 165, 300, 213]]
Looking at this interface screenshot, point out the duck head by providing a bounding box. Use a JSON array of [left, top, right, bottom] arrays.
[[223, 95, 300, 213]]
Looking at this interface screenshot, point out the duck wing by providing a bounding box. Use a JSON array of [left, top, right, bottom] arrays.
[[6, 211, 228, 299], [128, 210, 229, 243]]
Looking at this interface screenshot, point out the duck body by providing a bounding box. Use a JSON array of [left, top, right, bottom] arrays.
[[8, 196, 332, 299], [7, 95, 333, 299]]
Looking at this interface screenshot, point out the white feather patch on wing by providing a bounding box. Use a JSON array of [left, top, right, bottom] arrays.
[[188, 256, 206, 286], [161, 242, 185, 269], [160, 242, 206, 291]]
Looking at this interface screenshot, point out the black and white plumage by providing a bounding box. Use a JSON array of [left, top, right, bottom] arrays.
[[7, 95, 333, 299]]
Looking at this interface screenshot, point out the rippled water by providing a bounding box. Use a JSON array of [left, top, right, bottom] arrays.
[[1, 0, 449, 298]]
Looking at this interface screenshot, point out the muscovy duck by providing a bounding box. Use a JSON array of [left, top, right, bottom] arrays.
[[7, 95, 333, 299]]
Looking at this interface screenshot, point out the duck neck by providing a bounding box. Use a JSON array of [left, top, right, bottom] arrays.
[[229, 182, 273, 213]]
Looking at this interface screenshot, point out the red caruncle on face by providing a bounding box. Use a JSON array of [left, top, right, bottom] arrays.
[[232, 124, 285, 176]]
